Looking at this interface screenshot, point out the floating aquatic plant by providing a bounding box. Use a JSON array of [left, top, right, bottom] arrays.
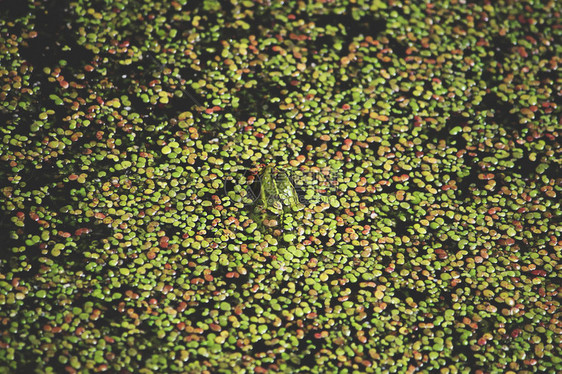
[[0, 0, 560, 372]]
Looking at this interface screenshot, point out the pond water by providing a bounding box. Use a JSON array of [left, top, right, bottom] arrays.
[[0, 0, 560, 372]]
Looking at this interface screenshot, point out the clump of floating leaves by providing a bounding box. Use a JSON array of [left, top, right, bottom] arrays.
[[0, 0, 560, 372]]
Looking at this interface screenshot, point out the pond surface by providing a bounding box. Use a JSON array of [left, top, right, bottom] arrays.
[[0, 0, 560, 372]]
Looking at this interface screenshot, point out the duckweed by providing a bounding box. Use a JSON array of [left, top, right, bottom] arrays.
[[0, 0, 561, 373]]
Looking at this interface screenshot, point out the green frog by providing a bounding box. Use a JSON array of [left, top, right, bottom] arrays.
[[256, 165, 304, 216]]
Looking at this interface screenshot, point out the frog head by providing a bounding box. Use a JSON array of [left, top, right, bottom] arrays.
[[257, 164, 303, 215]]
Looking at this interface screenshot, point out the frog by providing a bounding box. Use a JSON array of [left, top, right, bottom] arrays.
[[256, 164, 304, 216]]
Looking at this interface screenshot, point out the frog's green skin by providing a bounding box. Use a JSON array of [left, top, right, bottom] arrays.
[[257, 165, 304, 216]]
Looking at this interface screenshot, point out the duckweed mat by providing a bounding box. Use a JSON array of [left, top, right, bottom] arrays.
[[0, 0, 560, 373]]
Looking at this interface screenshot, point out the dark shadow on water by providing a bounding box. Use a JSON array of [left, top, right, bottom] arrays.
[[0, 0, 30, 19], [19, 2, 94, 69], [311, 13, 386, 43]]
